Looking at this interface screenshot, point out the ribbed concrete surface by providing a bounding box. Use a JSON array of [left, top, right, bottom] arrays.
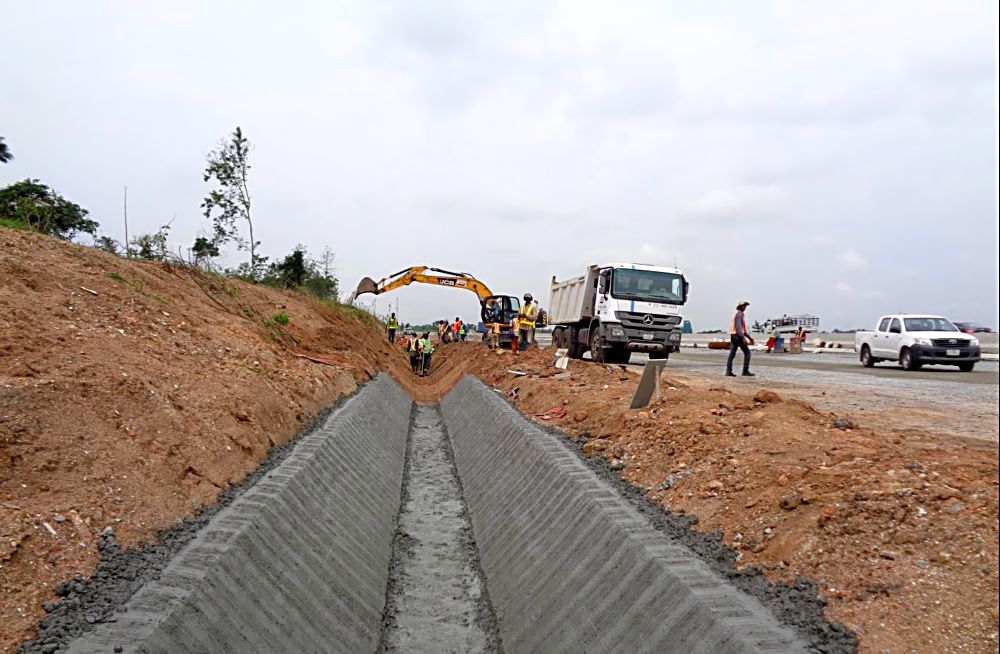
[[440, 375, 808, 654], [67, 375, 411, 654]]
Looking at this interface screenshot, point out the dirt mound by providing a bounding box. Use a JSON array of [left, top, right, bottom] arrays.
[[443, 344, 999, 654], [0, 228, 409, 652]]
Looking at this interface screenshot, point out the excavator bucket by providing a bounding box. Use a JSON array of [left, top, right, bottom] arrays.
[[350, 277, 379, 302]]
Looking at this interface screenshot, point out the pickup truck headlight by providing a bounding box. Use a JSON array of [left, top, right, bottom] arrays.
[[913, 338, 932, 346], [970, 337, 979, 347]]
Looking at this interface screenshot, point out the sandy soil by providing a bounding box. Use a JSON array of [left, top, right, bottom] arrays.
[[447, 343, 999, 654], [0, 228, 411, 652]]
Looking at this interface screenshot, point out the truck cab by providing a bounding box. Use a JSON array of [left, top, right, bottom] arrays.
[[549, 263, 689, 364]]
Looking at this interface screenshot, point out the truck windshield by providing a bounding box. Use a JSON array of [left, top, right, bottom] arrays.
[[611, 269, 685, 304], [903, 317, 958, 332]]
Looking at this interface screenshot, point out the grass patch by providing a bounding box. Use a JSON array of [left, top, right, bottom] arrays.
[[263, 311, 290, 328], [106, 272, 144, 292], [0, 218, 29, 231]]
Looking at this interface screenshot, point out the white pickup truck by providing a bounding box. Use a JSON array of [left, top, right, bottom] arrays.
[[855, 314, 981, 371]]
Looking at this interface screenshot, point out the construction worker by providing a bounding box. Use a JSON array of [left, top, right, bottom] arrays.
[[510, 314, 520, 355], [459, 319, 467, 341], [419, 332, 434, 376], [726, 301, 755, 377], [452, 317, 462, 342], [408, 331, 421, 374], [386, 313, 399, 344], [518, 294, 539, 349], [490, 320, 500, 349]]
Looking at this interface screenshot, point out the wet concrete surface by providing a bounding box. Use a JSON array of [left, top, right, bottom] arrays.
[[379, 404, 501, 654]]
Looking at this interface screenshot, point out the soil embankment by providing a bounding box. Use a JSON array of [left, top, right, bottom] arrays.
[[432, 343, 999, 654], [0, 228, 409, 652]]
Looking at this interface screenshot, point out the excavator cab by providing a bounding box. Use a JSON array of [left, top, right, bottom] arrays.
[[481, 295, 520, 329]]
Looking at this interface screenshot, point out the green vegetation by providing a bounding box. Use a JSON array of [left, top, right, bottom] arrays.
[[106, 271, 144, 293], [0, 137, 12, 164], [0, 179, 98, 239], [202, 127, 264, 279], [263, 310, 290, 328]]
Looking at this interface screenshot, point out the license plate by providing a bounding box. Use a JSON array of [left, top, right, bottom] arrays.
[[946, 349, 960, 356], [642, 333, 654, 341]]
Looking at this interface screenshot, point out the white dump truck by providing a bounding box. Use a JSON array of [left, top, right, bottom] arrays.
[[548, 263, 689, 364]]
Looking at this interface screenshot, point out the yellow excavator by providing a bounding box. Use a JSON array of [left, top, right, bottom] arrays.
[[350, 266, 522, 344]]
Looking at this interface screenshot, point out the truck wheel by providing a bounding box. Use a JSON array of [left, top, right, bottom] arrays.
[[590, 331, 607, 363], [958, 362, 975, 372], [552, 327, 565, 349], [899, 348, 921, 371], [860, 345, 875, 367]]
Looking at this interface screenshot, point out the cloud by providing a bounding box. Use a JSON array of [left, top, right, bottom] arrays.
[[837, 249, 867, 270], [834, 282, 880, 300]]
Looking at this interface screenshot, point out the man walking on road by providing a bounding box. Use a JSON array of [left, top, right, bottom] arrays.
[[726, 301, 756, 377]]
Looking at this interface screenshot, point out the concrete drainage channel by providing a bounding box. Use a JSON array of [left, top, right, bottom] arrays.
[[44, 374, 852, 654]]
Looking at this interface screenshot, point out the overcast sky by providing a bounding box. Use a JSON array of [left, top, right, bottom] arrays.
[[3, 1, 998, 329]]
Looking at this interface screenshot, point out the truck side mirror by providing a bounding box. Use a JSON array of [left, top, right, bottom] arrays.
[[683, 280, 689, 302], [598, 272, 609, 295]]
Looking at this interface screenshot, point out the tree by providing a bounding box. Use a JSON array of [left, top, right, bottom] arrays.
[[202, 127, 262, 278], [191, 236, 220, 267], [130, 222, 171, 260], [0, 137, 12, 164], [269, 245, 309, 288], [94, 235, 122, 255], [0, 179, 98, 239]]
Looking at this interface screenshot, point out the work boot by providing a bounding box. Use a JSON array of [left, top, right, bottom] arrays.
[[725, 371, 736, 377], [742, 371, 755, 377]]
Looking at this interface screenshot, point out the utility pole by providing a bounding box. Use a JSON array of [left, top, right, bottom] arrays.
[[123, 186, 130, 258]]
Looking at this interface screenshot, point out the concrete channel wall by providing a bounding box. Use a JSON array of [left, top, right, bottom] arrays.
[[67, 375, 412, 654], [440, 376, 808, 654]]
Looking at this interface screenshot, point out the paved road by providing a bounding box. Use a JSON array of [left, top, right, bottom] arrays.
[[666, 349, 999, 386]]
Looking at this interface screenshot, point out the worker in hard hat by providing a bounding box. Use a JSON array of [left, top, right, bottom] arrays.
[[407, 331, 421, 374], [518, 293, 539, 350]]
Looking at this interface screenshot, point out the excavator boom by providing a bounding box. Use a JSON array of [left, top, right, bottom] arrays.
[[349, 266, 522, 341], [351, 266, 495, 302]]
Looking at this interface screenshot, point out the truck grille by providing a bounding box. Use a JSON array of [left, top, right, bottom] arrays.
[[931, 338, 971, 347], [616, 312, 682, 329]]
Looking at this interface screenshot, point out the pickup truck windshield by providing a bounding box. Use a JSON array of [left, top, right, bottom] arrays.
[[903, 317, 958, 332], [611, 269, 684, 304]]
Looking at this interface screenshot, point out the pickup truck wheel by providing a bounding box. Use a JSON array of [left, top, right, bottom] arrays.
[[958, 362, 975, 372], [899, 348, 921, 371], [860, 345, 875, 367], [590, 331, 607, 363]]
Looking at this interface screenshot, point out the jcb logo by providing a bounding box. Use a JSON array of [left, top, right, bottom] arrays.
[[438, 280, 456, 286]]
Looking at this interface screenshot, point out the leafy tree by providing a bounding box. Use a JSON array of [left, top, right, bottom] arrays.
[[202, 127, 262, 278], [95, 235, 122, 255], [130, 222, 171, 260], [263, 244, 339, 300], [269, 245, 309, 288], [0, 179, 98, 239], [0, 137, 12, 163], [191, 236, 220, 267]]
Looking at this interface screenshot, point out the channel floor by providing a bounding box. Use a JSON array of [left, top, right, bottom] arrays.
[[378, 404, 498, 653]]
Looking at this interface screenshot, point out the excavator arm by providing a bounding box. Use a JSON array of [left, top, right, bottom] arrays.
[[350, 266, 522, 338], [351, 266, 495, 301]]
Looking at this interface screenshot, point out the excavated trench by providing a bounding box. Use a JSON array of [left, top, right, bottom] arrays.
[[32, 373, 855, 654]]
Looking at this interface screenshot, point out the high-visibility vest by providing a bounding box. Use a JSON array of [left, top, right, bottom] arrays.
[[730, 311, 746, 335], [519, 303, 537, 328], [387, 318, 398, 329], [420, 338, 434, 354], [408, 338, 419, 352]]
